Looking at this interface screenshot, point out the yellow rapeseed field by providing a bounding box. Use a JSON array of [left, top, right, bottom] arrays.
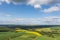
[[16, 29, 42, 36]]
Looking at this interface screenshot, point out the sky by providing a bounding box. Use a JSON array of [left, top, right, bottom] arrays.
[[0, 0, 60, 25]]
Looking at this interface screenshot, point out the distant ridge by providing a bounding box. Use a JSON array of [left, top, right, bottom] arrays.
[[0, 25, 60, 29]]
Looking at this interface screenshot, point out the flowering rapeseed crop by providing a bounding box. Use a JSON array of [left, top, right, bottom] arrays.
[[16, 29, 42, 36]]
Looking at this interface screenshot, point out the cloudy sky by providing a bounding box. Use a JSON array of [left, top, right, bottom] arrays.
[[0, 0, 60, 25]]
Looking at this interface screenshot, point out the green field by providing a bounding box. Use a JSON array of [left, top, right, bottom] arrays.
[[0, 25, 60, 40], [0, 32, 39, 40], [0, 32, 60, 40]]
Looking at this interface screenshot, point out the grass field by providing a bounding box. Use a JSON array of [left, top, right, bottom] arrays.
[[0, 32, 41, 40], [0, 30, 60, 40], [0, 25, 60, 40]]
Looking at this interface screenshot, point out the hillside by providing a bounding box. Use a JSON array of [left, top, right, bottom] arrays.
[[0, 25, 60, 40]]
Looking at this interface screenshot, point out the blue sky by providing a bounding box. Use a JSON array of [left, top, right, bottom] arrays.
[[0, 0, 60, 25]]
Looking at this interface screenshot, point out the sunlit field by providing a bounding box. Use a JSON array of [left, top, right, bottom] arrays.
[[0, 25, 60, 40]]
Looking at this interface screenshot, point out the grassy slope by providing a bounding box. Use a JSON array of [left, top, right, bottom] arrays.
[[0, 32, 60, 40], [0, 32, 41, 40], [0, 26, 60, 40]]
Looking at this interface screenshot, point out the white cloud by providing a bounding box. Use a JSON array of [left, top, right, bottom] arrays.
[[5, 0, 11, 4], [0, 0, 60, 13], [33, 4, 41, 8], [27, 0, 53, 8], [43, 6, 60, 13], [0, 0, 60, 9], [0, 0, 11, 5], [0, 16, 60, 25], [0, 0, 60, 25]]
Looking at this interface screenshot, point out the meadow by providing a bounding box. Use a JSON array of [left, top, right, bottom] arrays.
[[0, 25, 60, 40]]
